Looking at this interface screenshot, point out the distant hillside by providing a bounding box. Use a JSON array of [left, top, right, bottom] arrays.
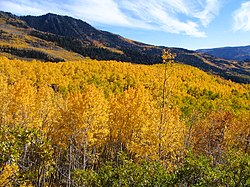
[[0, 11, 249, 83], [197, 45, 250, 61]]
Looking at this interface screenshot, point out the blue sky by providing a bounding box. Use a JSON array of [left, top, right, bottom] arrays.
[[1, 0, 250, 50]]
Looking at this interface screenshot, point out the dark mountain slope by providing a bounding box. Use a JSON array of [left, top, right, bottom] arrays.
[[197, 45, 250, 61], [21, 13, 151, 49], [21, 13, 97, 40], [21, 13, 161, 64]]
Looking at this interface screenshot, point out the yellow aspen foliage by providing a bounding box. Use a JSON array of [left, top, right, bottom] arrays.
[[6, 79, 37, 128], [34, 85, 58, 134], [0, 56, 249, 185], [148, 49, 186, 167], [0, 163, 18, 187], [191, 111, 235, 162], [51, 85, 109, 149], [0, 76, 9, 126], [133, 105, 186, 168], [224, 112, 250, 154], [108, 85, 186, 165], [19, 183, 33, 187], [108, 86, 156, 158], [155, 106, 186, 164], [162, 49, 176, 64]]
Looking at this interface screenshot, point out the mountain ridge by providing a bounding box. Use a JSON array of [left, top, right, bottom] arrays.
[[0, 11, 249, 83], [197, 45, 250, 61]]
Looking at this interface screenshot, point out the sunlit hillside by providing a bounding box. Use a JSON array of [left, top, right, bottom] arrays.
[[0, 13, 84, 62]]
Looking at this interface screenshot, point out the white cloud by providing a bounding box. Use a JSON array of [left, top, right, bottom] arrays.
[[0, 0, 130, 25], [233, 2, 250, 32], [64, 0, 132, 26], [0, 0, 65, 15], [118, 0, 217, 37], [193, 0, 220, 27], [0, 0, 222, 37]]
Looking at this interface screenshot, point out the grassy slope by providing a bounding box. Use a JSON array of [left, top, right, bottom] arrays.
[[0, 17, 84, 61]]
